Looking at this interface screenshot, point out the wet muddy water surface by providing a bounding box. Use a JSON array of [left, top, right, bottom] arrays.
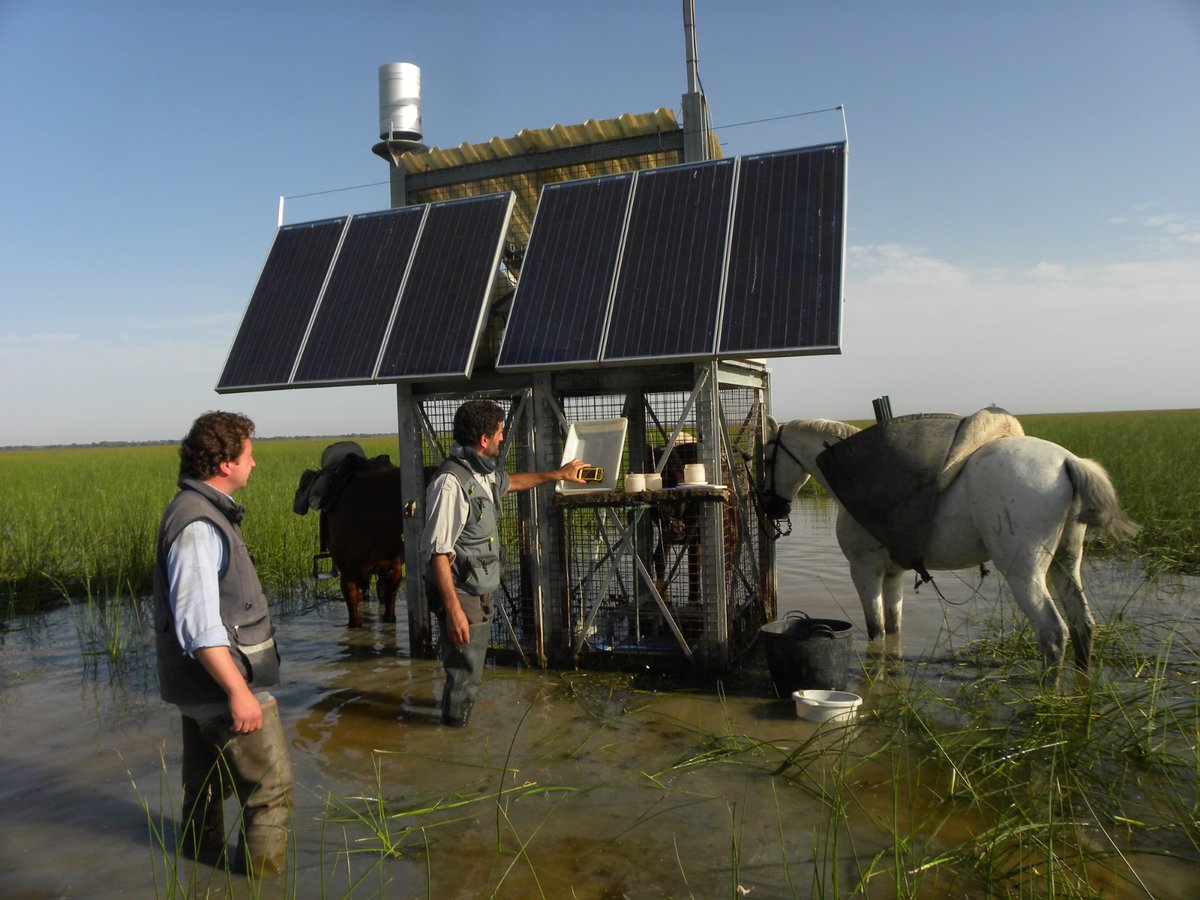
[[2, 499, 1198, 897]]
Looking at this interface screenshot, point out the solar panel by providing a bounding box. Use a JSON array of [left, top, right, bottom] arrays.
[[602, 158, 736, 363], [374, 192, 514, 380], [719, 143, 846, 356], [217, 142, 845, 393], [496, 173, 633, 370], [292, 206, 424, 384], [216, 217, 347, 391]]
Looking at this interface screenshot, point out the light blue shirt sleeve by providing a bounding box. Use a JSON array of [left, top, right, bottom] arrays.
[[166, 519, 230, 653], [420, 473, 469, 566]]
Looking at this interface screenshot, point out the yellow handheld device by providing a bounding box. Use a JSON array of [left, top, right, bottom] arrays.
[[577, 466, 604, 482]]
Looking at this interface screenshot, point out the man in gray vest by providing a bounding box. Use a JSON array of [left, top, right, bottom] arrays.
[[153, 411, 294, 875], [423, 400, 586, 726]]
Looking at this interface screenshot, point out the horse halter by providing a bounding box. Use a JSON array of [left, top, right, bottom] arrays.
[[759, 428, 807, 539]]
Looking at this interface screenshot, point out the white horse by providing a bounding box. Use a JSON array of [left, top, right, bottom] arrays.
[[760, 417, 1140, 674]]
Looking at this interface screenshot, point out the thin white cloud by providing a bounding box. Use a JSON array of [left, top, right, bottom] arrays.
[[1112, 207, 1200, 253], [769, 245, 1200, 422]]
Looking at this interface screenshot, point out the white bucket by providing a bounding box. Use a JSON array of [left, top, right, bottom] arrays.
[[792, 689, 862, 724]]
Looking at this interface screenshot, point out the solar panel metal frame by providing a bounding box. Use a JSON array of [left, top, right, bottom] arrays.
[[217, 140, 845, 394], [495, 172, 635, 371], [290, 205, 427, 386], [215, 216, 349, 393], [716, 142, 847, 358], [373, 191, 515, 382], [600, 157, 737, 365], [495, 142, 845, 372]]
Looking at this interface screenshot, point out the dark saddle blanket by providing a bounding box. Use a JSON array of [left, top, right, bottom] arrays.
[[292, 441, 394, 516], [815, 407, 1023, 575]]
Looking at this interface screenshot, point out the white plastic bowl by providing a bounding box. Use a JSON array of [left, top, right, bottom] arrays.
[[792, 689, 863, 724]]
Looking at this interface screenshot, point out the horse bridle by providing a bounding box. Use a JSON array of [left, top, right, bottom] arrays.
[[757, 427, 809, 540]]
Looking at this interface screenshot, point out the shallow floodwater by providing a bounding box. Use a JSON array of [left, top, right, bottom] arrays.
[[2, 498, 1198, 898]]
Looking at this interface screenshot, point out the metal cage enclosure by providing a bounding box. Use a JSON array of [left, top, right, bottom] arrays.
[[397, 361, 775, 671]]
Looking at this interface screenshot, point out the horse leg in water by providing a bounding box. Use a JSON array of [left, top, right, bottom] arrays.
[[992, 550, 1070, 679], [340, 575, 370, 629], [964, 446, 1074, 677], [882, 568, 904, 634], [837, 511, 897, 639], [1046, 516, 1095, 669], [376, 558, 405, 624]]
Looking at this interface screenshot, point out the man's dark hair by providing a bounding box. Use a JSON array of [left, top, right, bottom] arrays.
[[179, 411, 255, 480], [453, 400, 505, 447]]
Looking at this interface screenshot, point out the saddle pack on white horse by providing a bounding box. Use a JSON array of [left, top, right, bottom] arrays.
[[814, 407, 1024, 575]]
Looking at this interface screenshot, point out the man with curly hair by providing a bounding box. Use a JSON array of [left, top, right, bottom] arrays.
[[422, 399, 587, 726], [153, 411, 294, 875]]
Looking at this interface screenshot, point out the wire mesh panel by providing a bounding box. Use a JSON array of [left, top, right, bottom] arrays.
[[407, 368, 768, 671], [718, 385, 770, 660], [553, 378, 767, 667], [415, 393, 542, 661]]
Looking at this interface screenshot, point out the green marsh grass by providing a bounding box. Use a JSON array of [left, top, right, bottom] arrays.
[[2, 411, 1196, 606], [1021, 410, 1200, 574], [0, 435, 401, 608], [760, 610, 1200, 896]]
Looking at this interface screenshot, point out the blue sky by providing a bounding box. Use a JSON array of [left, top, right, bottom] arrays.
[[2, 1, 1197, 446]]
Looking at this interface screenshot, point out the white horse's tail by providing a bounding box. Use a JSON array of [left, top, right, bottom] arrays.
[[1064, 456, 1141, 541]]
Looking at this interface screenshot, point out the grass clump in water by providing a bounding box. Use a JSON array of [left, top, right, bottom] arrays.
[[765, 613, 1200, 897]]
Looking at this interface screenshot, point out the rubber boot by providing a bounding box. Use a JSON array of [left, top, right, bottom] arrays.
[[180, 715, 230, 867], [228, 698, 295, 877], [441, 622, 491, 727]]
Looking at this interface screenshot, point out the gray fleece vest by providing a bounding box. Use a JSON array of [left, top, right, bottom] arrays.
[[426, 457, 509, 597], [154, 478, 278, 706]]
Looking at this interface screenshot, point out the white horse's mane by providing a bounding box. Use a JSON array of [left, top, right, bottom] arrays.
[[787, 418, 860, 441]]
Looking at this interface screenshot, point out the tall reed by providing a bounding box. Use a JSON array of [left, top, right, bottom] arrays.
[[2, 409, 1196, 607], [0, 435, 400, 608]]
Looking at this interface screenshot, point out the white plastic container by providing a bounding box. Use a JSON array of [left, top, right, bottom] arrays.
[[792, 689, 862, 724], [557, 418, 628, 494]]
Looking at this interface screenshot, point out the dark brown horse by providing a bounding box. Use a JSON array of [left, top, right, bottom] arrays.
[[324, 465, 405, 628], [295, 444, 405, 628]]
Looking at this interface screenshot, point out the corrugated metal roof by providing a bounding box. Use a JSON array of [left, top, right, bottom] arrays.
[[394, 108, 721, 253], [402, 108, 687, 174]]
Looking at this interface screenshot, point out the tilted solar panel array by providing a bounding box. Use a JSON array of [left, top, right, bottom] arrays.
[[496, 142, 847, 371], [603, 158, 735, 363], [216, 217, 348, 391], [216, 192, 514, 392], [376, 193, 514, 380], [292, 206, 423, 384], [217, 142, 845, 392], [495, 172, 634, 369], [720, 145, 845, 356]]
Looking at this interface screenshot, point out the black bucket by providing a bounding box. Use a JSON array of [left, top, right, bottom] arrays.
[[760, 612, 853, 696]]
